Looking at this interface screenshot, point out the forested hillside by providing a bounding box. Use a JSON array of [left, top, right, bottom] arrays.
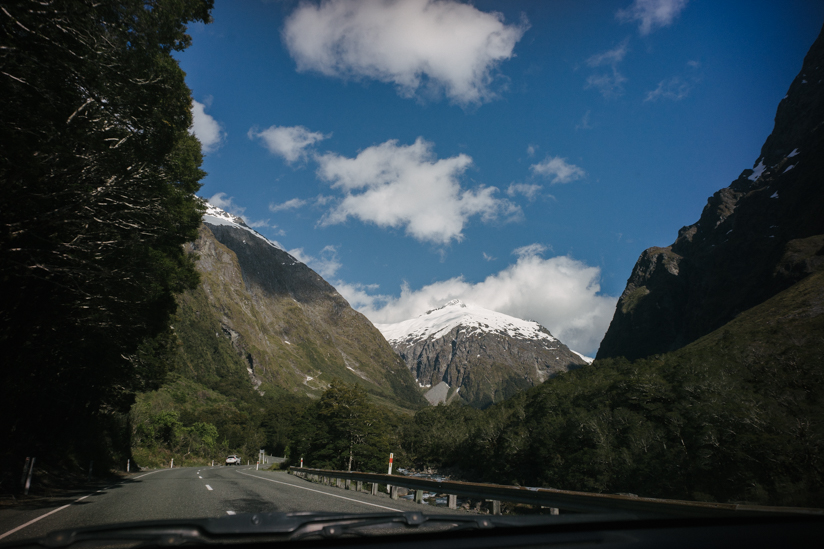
[[398, 270, 824, 507], [130, 221, 423, 468]]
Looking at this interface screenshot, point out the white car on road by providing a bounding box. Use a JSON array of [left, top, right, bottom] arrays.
[[225, 455, 241, 466]]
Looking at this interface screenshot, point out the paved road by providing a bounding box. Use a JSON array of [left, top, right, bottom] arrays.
[[0, 466, 468, 543]]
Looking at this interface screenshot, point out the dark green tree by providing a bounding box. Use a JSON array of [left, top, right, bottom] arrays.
[[296, 381, 391, 473], [0, 0, 213, 466]]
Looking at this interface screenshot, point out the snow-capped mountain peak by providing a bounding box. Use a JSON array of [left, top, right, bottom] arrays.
[[377, 300, 590, 408], [201, 199, 285, 251], [377, 300, 557, 346]]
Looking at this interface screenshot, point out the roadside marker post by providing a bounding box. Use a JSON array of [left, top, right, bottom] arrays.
[[386, 453, 393, 494], [24, 457, 35, 495], [88, 461, 93, 481], [170, 459, 174, 469], [127, 459, 130, 472], [300, 457, 303, 467], [20, 458, 30, 488]]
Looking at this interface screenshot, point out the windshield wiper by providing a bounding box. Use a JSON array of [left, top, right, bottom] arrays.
[[11, 510, 639, 547]]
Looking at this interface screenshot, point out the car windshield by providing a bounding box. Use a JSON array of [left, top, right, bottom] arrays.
[[2, 0, 823, 547]]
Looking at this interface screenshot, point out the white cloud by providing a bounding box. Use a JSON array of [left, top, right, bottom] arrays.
[[246, 219, 273, 229], [282, 0, 528, 106], [530, 156, 586, 184], [190, 99, 226, 154], [586, 40, 629, 68], [586, 69, 628, 98], [526, 145, 537, 157], [616, 0, 688, 36], [585, 39, 629, 98], [270, 198, 308, 212], [338, 251, 617, 356], [576, 110, 593, 130], [512, 243, 549, 258], [249, 125, 329, 163], [316, 137, 519, 244], [208, 192, 244, 216], [644, 76, 691, 102], [483, 252, 496, 261], [314, 194, 335, 206], [507, 183, 542, 201], [288, 245, 342, 278]]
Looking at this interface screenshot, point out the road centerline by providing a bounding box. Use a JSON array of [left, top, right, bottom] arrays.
[[235, 471, 401, 512], [205, 485, 213, 491]]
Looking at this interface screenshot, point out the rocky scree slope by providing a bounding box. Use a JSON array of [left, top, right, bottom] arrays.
[[181, 203, 425, 410], [377, 300, 589, 408], [597, 23, 824, 361]]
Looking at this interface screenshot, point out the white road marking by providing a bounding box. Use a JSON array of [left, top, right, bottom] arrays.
[[1, 469, 182, 540], [0, 504, 72, 541], [235, 471, 401, 512], [134, 470, 166, 479], [205, 485, 213, 491], [198, 476, 203, 479], [0, 487, 105, 541], [226, 511, 236, 515]]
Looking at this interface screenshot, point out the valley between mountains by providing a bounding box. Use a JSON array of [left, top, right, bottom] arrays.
[[125, 23, 824, 508], [5, 1, 824, 533]]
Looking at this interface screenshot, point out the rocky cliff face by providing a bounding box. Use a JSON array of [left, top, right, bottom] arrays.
[[597, 24, 824, 361], [377, 300, 589, 408], [184, 203, 426, 410]]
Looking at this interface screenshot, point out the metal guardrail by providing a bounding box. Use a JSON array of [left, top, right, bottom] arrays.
[[289, 467, 823, 518]]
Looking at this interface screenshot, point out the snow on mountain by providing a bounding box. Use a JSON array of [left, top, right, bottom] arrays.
[[377, 299, 590, 408], [202, 199, 285, 251], [377, 299, 557, 345], [571, 350, 595, 364]]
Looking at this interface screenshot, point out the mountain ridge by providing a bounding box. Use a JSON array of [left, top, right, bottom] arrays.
[[187, 202, 427, 410], [597, 23, 824, 360]]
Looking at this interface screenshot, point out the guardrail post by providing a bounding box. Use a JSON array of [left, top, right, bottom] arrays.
[[390, 485, 399, 500], [491, 500, 501, 515], [371, 482, 378, 496], [356, 481, 363, 492], [448, 494, 457, 509], [414, 490, 423, 504]]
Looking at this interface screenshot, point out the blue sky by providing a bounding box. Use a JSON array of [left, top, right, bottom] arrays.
[[181, 0, 823, 355]]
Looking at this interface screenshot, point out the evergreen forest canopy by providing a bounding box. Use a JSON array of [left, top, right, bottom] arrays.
[[0, 0, 214, 470], [289, 271, 823, 508]]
